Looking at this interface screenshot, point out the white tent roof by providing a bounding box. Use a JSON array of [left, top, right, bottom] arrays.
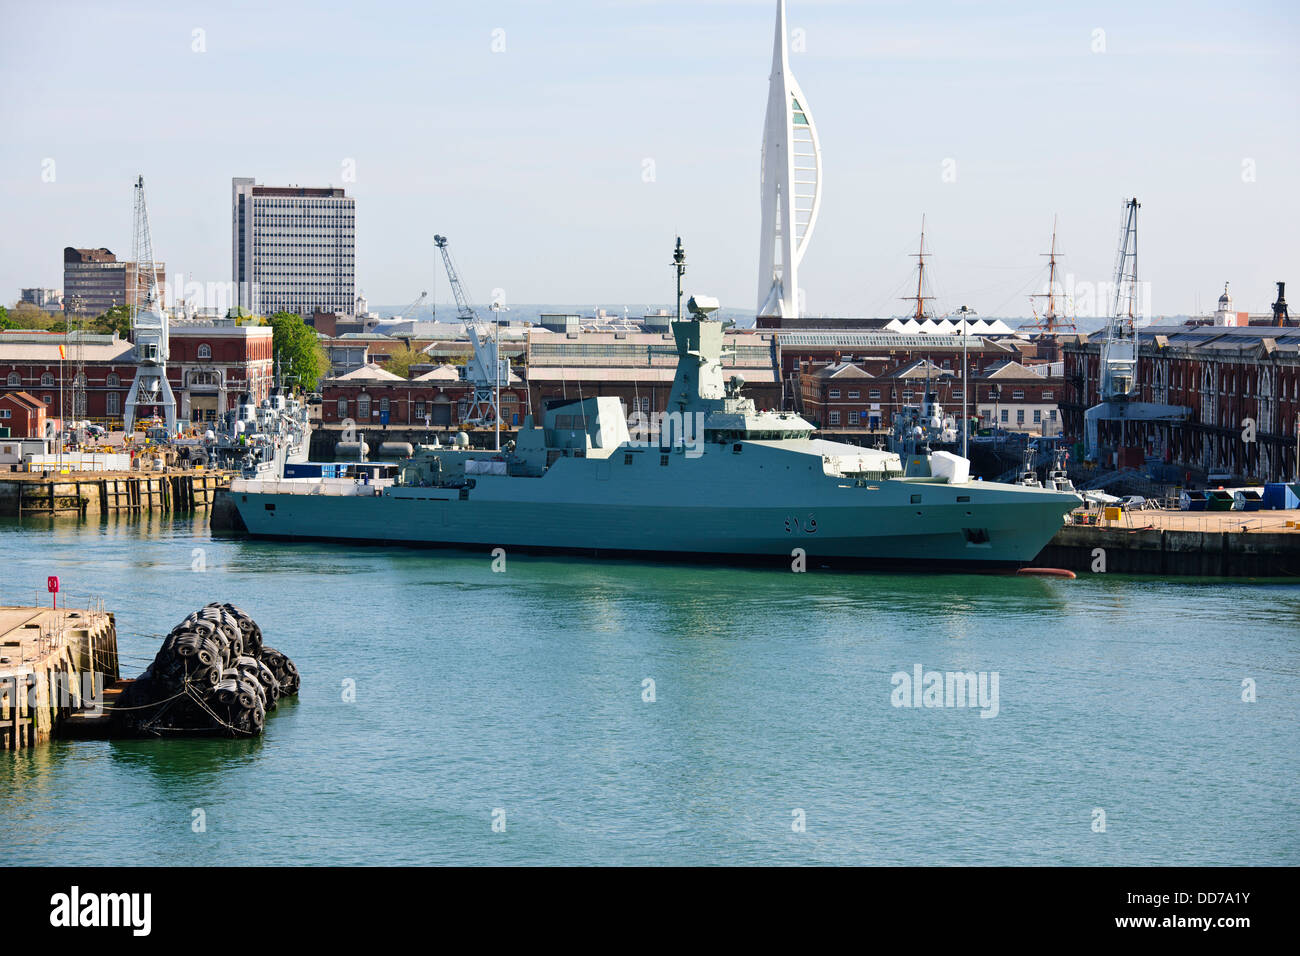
[[334, 363, 406, 381], [884, 317, 1016, 336]]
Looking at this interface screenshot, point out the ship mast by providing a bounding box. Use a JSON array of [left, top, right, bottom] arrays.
[[900, 215, 936, 320], [1022, 217, 1077, 337]]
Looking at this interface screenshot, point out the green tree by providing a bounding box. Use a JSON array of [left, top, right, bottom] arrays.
[[92, 304, 133, 338], [384, 345, 425, 379], [0, 306, 10, 329], [269, 311, 328, 391], [4, 303, 57, 330]]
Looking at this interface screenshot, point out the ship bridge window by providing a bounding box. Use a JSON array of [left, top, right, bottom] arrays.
[[624, 453, 634, 465]]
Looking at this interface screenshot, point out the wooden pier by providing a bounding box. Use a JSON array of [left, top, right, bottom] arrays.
[[0, 471, 232, 518], [0, 605, 120, 750]]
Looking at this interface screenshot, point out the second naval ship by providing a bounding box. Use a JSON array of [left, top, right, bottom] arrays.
[[228, 292, 1079, 569]]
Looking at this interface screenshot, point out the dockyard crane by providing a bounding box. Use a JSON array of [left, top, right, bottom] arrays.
[[122, 175, 177, 436], [397, 290, 427, 321], [433, 235, 509, 446], [1083, 198, 1189, 461]]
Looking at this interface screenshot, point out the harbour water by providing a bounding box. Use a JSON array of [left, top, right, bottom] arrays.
[[2, 513, 1297, 866]]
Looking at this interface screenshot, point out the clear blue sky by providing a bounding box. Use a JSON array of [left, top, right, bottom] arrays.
[[1, 0, 1296, 318]]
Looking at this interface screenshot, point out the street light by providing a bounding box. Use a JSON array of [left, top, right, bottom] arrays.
[[489, 301, 509, 451], [991, 385, 1002, 449], [955, 305, 976, 458]]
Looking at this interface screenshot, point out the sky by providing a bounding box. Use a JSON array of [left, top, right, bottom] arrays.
[[1, 0, 1296, 320]]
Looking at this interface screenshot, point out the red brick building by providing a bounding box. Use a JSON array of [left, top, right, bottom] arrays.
[[0, 391, 46, 438], [1061, 325, 1300, 480], [774, 329, 1021, 406], [320, 364, 521, 428], [0, 325, 273, 426], [797, 355, 1063, 434]]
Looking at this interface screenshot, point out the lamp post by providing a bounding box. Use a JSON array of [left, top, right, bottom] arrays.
[[991, 385, 1002, 450], [955, 305, 976, 458], [490, 301, 508, 451]]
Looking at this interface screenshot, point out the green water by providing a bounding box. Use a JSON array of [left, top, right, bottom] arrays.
[[1, 512, 1297, 865]]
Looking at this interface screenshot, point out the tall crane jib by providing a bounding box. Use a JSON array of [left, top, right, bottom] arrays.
[[1099, 198, 1141, 403], [1083, 197, 1190, 461], [433, 235, 509, 440], [121, 175, 178, 436]]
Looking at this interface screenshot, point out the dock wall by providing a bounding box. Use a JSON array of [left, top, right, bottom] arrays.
[[0, 607, 119, 750], [1033, 524, 1300, 577], [0, 473, 231, 518]]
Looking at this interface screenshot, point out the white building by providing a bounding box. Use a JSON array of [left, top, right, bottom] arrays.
[[231, 178, 355, 318], [1213, 282, 1244, 327], [19, 288, 61, 310]]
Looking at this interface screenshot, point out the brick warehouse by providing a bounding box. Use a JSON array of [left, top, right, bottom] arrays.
[[1061, 325, 1300, 481], [0, 325, 273, 426], [779, 329, 1061, 430], [799, 358, 1063, 434], [321, 364, 514, 428]]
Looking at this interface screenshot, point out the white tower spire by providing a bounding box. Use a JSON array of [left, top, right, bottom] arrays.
[[757, 0, 822, 320]]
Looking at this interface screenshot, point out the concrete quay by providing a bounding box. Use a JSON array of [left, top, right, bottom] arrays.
[[0, 605, 120, 750], [1033, 509, 1300, 577]]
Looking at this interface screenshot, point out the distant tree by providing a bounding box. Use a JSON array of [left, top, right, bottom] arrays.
[[384, 345, 425, 379], [5, 303, 58, 330], [0, 305, 9, 329], [92, 304, 132, 338], [269, 311, 328, 391]]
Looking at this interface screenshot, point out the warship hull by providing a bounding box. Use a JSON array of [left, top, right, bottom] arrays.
[[229, 449, 1076, 568]]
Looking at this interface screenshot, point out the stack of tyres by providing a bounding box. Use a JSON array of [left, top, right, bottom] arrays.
[[114, 603, 299, 738]]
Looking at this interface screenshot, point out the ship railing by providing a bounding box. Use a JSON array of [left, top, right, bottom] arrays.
[[231, 477, 391, 496]]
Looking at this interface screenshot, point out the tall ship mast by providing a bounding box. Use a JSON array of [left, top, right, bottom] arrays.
[[900, 216, 938, 320], [1020, 217, 1078, 338]]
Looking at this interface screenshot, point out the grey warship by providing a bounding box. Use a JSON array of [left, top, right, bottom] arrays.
[[229, 274, 1079, 569]]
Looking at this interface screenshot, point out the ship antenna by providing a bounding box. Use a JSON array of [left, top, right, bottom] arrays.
[[673, 236, 686, 322]]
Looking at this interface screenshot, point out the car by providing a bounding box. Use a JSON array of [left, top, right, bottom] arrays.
[[1118, 495, 1147, 510], [85, 423, 106, 438]]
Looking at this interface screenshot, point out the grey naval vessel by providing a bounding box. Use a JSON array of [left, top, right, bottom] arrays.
[[207, 389, 312, 478], [228, 303, 1080, 570]]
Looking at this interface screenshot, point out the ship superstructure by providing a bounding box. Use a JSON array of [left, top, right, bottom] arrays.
[[208, 389, 311, 478]]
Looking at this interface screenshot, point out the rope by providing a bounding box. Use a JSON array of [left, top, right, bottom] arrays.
[[183, 685, 255, 736], [101, 687, 189, 712]]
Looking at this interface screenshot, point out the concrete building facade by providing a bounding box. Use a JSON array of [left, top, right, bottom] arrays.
[[62, 248, 164, 318], [232, 179, 355, 318]]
